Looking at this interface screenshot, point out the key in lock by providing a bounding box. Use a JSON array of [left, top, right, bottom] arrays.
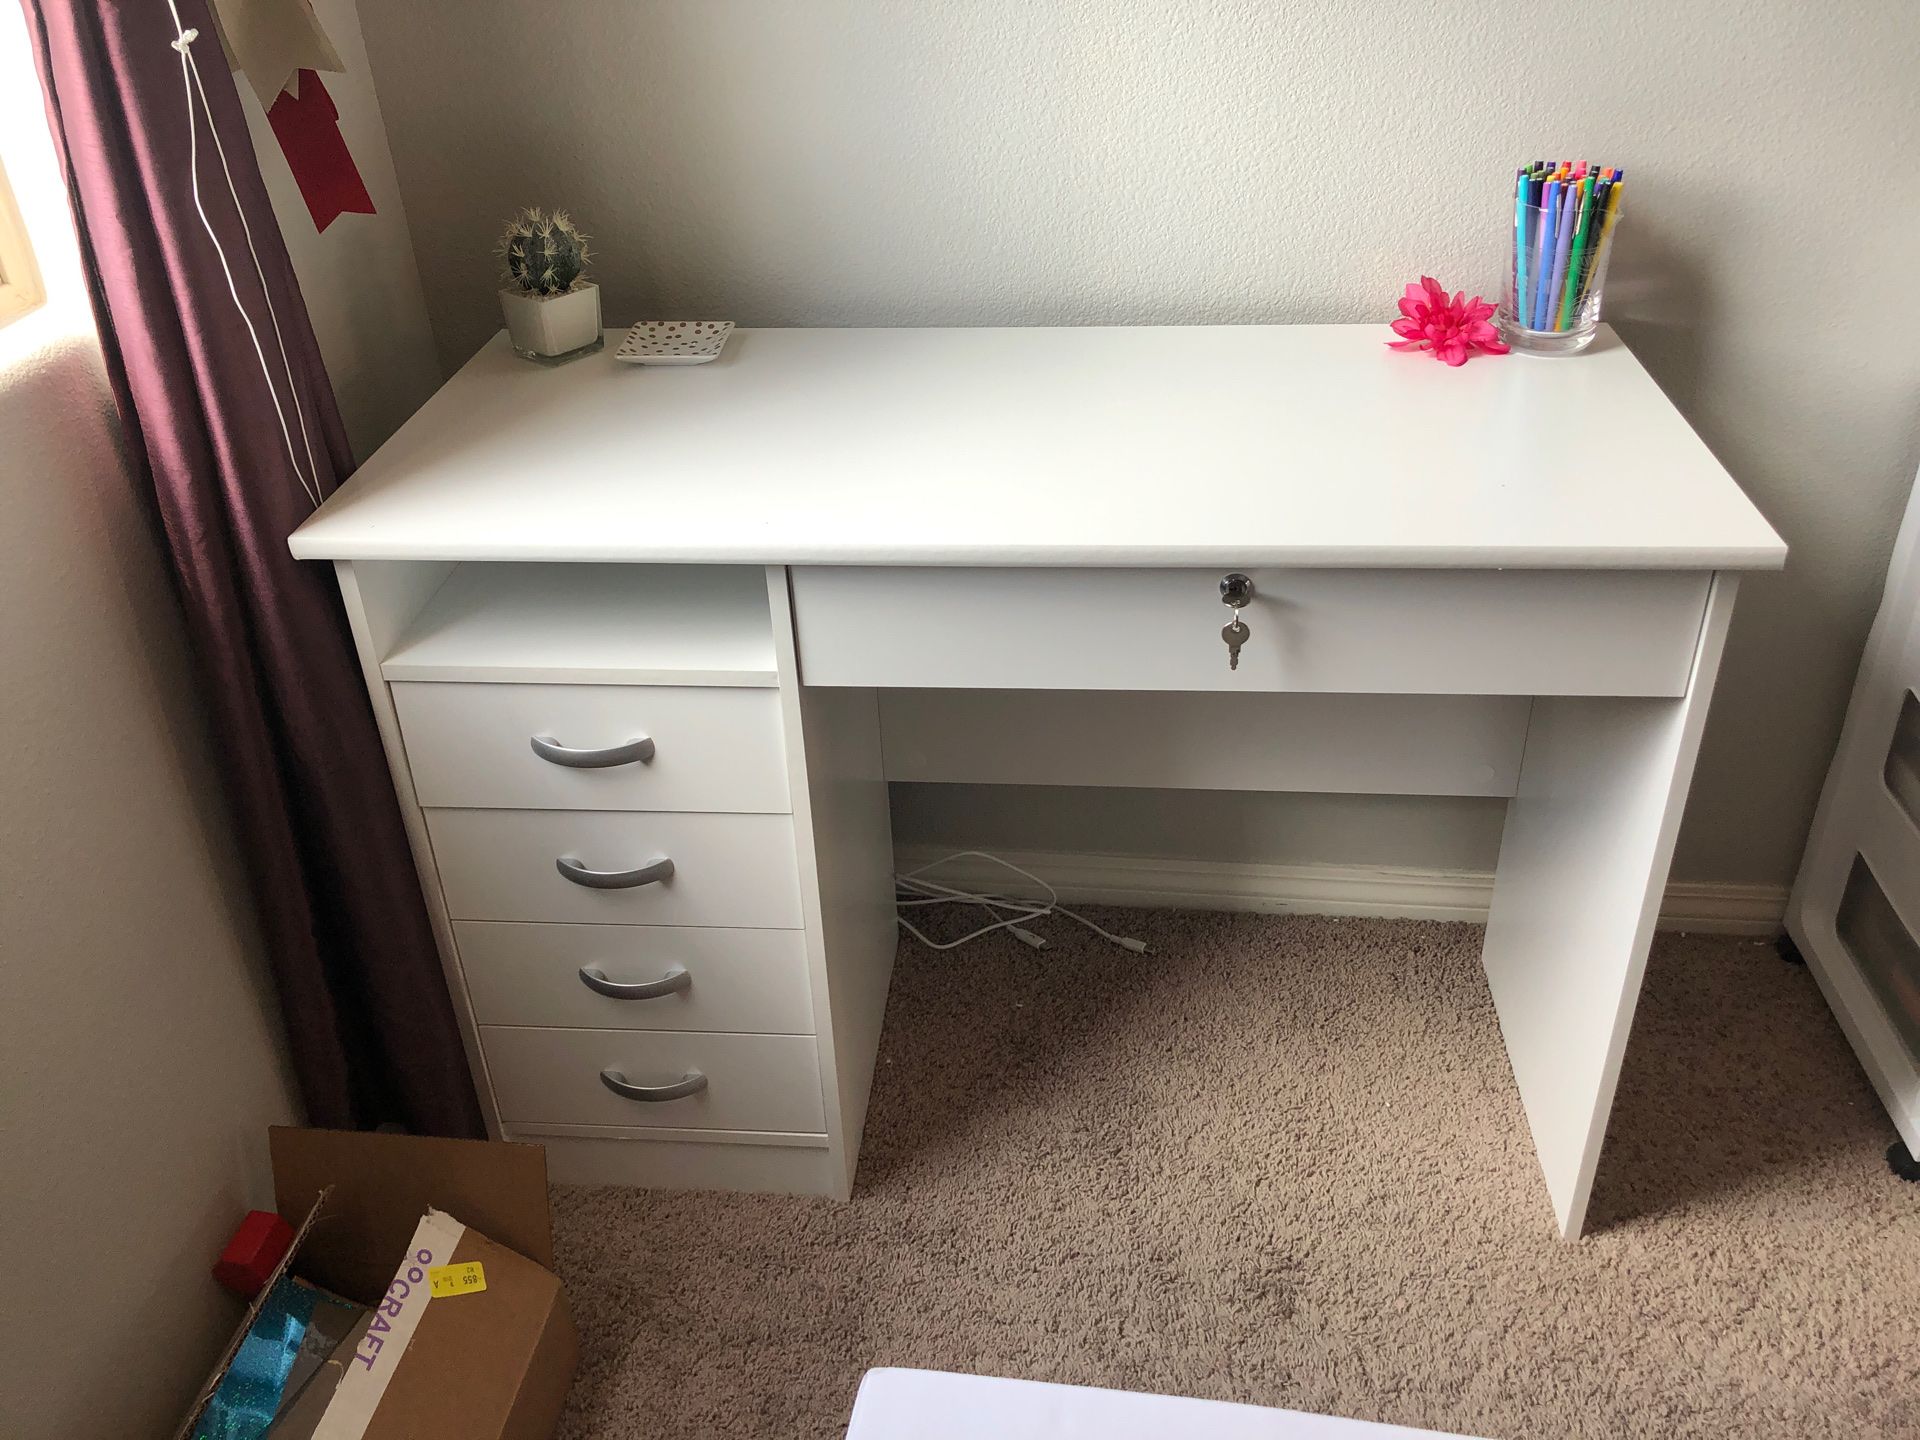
[[1219, 572, 1254, 671]]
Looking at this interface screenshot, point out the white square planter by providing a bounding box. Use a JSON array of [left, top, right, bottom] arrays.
[[499, 282, 603, 362]]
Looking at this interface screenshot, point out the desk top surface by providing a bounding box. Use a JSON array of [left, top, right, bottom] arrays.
[[291, 325, 1785, 569]]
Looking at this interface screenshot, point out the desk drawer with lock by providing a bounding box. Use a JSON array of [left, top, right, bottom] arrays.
[[789, 567, 1711, 698]]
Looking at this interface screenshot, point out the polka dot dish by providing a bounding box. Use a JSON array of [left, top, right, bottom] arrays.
[[614, 320, 735, 365]]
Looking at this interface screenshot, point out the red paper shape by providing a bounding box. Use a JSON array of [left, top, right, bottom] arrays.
[[266, 71, 375, 233]]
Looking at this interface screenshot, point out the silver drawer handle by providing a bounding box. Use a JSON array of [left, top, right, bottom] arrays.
[[600, 1068, 707, 1102], [556, 855, 674, 889], [530, 734, 656, 769], [578, 964, 691, 1000]]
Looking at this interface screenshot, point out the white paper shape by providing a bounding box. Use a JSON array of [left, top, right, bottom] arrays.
[[207, 0, 344, 104]]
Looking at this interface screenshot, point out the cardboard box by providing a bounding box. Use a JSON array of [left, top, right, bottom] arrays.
[[177, 1128, 578, 1440]]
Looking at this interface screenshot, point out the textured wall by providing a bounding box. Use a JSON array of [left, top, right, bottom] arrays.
[[361, 0, 1920, 886], [0, 8, 300, 1431]]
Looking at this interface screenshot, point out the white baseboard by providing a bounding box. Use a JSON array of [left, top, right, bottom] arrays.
[[893, 844, 1787, 937]]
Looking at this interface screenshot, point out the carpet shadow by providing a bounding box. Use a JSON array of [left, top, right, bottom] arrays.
[[852, 910, 1506, 1212], [852, 919, 1224, 1191], [1583, 931, 1891, 1231]]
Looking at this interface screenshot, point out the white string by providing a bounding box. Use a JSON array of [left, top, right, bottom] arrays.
[[895, 851, 1150, 955], [180, 37, 321, 502], [166, 8, 322, 509]]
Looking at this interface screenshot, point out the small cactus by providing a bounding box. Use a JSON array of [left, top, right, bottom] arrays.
[[497, 207, 591, 296]]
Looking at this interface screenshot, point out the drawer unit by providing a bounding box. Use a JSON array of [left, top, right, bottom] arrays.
[[456, 921, 814, 1033], [482, 1026, 827, 1134], [791, 567, 1711, 697], [393, 682, 791, 813], [427, 809, 804, 928]]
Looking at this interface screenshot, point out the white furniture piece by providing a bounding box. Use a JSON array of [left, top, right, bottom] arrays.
[[1786, 465, 1920, 1175], [843, 1369, 1484, 1439], [289, 325, 1783, 1238]]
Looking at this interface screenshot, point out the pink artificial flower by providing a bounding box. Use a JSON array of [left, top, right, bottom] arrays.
[[1386, 276, 1509, 366]]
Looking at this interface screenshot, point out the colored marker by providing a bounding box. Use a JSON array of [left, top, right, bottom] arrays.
[[1557, 176, 1594, 330], [1582, 176, 1624, 314], [1553, 180, 1578, 331], [1513, 170, 1532, 321], [1537, 181, 1569, 330], [1532, 177, 1561, 330], [1587, 179, 1623, 300], [1574, 177, 1612, 306], [1543, 182, 1578, 331]]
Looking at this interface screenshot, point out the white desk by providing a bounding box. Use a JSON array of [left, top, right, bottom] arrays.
[[291, 325, 1784, 1238]]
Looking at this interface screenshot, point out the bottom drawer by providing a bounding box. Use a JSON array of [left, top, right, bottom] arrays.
[[482, 1026, 825, 1134], [457, 921, 814, 1033], [509, 1130, 841, 1194]]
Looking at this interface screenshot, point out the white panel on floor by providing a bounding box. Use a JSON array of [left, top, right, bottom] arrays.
[[845, 1370, 1486, 1439]]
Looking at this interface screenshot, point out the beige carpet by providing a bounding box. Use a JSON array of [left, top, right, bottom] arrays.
[[550, 912, 1919, 1439]]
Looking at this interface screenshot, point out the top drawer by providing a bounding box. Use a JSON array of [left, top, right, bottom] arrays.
[[791, 568, 1711, 698], [393, 682, 790, 812]]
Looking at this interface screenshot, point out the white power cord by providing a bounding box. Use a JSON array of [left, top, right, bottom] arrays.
[[895, 850, 1150, 955], [166, 6, 322, 511]]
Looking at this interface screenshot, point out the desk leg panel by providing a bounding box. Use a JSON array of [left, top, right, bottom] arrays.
[[334, 560, 502, 1138], [1482, 574, 1737, 1238], [769, 568, 898, 1199]]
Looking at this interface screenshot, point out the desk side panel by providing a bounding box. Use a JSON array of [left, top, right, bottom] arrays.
[[1480, 573, 1738, 1238], [769, 568, 898, 1196], [334, 560, 502, 1137]]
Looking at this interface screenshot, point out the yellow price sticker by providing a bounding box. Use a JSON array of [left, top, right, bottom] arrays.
[[427, 1261, 487, 1298]]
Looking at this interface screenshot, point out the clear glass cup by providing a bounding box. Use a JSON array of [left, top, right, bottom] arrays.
[[1499, 189, 1621, 356]]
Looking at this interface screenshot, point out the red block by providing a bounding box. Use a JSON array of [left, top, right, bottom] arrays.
[[213, 1210, 294, 1299]]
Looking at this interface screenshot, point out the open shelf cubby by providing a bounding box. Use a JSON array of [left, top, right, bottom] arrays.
[[378, 563, 778, 686]]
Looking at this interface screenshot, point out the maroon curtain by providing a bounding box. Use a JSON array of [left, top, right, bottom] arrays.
[[23, 0, 483, 1137]]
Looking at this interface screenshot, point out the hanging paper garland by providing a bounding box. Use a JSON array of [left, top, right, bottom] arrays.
[[265, 70, 375, 233], [208, 0, 374, 233]]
